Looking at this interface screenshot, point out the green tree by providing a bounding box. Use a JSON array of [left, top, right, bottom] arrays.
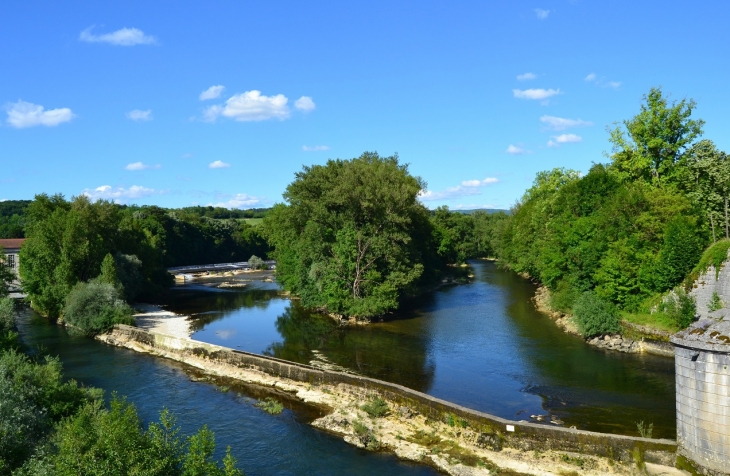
[[0, 247, 15, 298], [264, 152, 434, 319], [608, 87, 704, 185], [572, 291, 622, 338], [62, 281, 134, 336], [682, 140, 730, 241]]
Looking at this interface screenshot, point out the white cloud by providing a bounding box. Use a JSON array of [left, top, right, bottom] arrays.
[[302, 145, 330, 152], [210, 193, 261, 209], [419, 177, 499, 201], [516, 72, 537, 81], [294, 96, 316, 112], [540, 115, 593, 130], [181, 153, 193, 159], [585, 73, 597, 82], [203, 90, 290, 122], [5, 100, 74, 128], [607, 81, 622, 89], [506, 144, 527, 155], [199, 85, 225, 101], [125, 162, 161, 171], [79, 26, 156, 46], [547, 133, 582, 147], [126, 109, 152, 121], [209, 160, 231, 169], [81, 185, 162, 202], [513, 88, 561, 100], [534, 8, 550, 19], [585, 73, 621, 89]]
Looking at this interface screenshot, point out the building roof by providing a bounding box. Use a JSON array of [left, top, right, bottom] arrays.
[[0, 238, 26, 250]]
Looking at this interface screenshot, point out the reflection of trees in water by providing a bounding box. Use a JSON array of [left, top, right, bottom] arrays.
[[265, 302, 435, 393], [478, 260, 676, 437], [169, 289, 281, 332]]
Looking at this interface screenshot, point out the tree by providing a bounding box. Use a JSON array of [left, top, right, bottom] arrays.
[[0, 246, 15, 298], [264, 152, 433, 319], [608, 87, 704, 185], [682, 140, 730, 241]]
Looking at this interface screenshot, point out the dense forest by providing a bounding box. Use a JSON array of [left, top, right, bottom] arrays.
[[7, 196, 270, 322], [495, 87, 727, 335]]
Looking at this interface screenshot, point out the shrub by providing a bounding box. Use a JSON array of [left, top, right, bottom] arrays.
[[361, 397, 389, 418], [550, 281, 580, 314], [62, 281, 134, 336], [658, 289, 696, 329], [572, 291, 622, 338], [708, 292, 723, 312], [0, 297, 14, 333], [255, 397, 283, 415], [248, 255, 265, 270]]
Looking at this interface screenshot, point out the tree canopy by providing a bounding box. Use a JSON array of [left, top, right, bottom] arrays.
[[264, 152, 438, 319]]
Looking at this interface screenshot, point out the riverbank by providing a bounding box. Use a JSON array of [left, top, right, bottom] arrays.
[[532, 286, 674, 357], [97, 324, 680, 476]]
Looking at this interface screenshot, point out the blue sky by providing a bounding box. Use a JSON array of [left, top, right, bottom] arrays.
[[2, 1, 729, 210]]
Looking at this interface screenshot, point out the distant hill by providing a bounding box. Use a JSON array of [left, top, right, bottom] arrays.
[[454, 208, 510, 215]]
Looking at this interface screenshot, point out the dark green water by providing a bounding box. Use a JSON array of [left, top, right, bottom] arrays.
[[15, 310, 438, 476], [172, 261, 676, 438]]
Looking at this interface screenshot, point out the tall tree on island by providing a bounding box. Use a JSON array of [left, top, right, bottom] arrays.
[[263, 152, 436, 320]]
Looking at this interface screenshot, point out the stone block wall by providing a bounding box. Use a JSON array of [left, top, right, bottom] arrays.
[[675, 344, 730, 474], [690, 251, 730, 319]]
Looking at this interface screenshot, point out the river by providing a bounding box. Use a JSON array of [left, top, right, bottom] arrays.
[[15, 260, 676, 474], [169, 260, 676, 438]]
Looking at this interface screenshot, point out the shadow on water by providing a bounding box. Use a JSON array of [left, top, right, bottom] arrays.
[[177, 262, 675, 438]]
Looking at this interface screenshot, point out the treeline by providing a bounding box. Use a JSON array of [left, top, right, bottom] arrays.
[[0, 298, 244, 475], [0, 200, 30, 238], [17, 195, 270, 321], [495, 87, 725, 333]]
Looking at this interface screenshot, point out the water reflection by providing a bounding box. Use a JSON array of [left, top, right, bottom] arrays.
[[176, 263, 675, 438]]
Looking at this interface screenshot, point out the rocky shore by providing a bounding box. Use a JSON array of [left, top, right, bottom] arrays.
[[532, 286, 674, 357]]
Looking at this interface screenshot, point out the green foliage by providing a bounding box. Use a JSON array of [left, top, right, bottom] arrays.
[[247, 255, 265, 270], [636, 420, 653, 438], [264, 152, 438, 319], [254, 397, 283, 415], [609, 87, 704, 185], [688, 239, 730, 283], [62, 281, 134, 336], [709, 292, 723, 312], [550, 281, 581, 314], [0, 247, 15, 298], [431, 206, 476, 264], [0, 298, 13, 333], [99, 253, 120, 287], [444, 413, 467, 428], [361, 397, 389, 418], [0, 200, 30, 238], [657, 289, 696, 329], [572, 291, 622, 338]]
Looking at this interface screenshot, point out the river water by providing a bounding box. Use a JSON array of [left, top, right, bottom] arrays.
[[170, 260, 676, 438], [15, 310, 437, 475], [14, 260, 676, 474]]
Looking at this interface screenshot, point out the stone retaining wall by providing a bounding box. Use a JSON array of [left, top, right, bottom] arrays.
[[109, 324, 677, 466]]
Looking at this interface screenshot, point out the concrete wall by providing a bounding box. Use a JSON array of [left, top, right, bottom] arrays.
[[675, 344, 730, 474], [110, 324, 676, 466]]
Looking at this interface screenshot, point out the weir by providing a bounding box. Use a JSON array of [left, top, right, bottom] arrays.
[[100, 324, 677, 469]]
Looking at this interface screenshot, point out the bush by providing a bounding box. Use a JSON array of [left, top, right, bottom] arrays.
[[658, 289, 696, 329], [62, 281, 134, 336], [572, 291, 622, 338], [254, 397, 283, 415], [248, 255, 265, 270], [361, 397, 389, 418], [549, 281, 581, 314], [0, 297, 14, 333]]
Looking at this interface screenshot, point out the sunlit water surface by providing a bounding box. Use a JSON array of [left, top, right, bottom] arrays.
[[172, 261, 676, 438]]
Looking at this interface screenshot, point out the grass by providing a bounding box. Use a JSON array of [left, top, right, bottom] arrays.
[[255, 397, 284, 415], [353, 420, 380, 450], [621, 311, 679, 333], [444, 413, 468, 428]]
